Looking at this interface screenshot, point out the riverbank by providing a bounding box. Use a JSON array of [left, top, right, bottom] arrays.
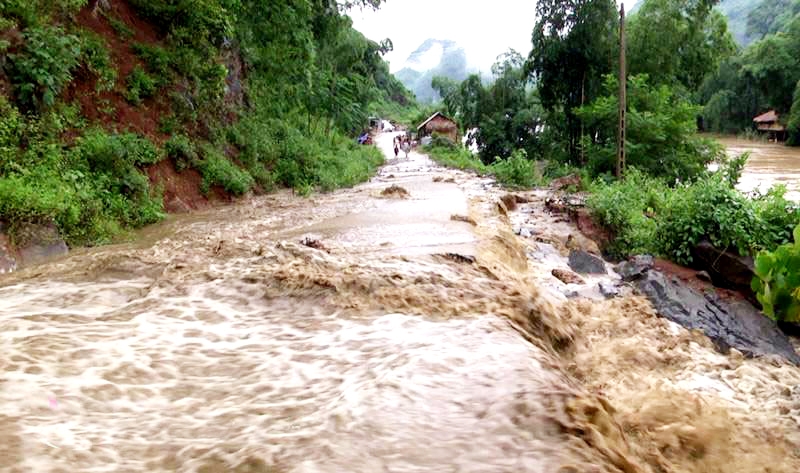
[[2, 133, 799, 471]]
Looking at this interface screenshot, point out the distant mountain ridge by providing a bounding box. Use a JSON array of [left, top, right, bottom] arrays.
[[395, 38, 471, 103]]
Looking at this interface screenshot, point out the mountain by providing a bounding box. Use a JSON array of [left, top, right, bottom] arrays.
[[629, 0, 759, 45], [394, 39, 471, 103]]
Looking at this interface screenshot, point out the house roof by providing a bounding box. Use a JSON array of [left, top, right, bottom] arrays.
[[754, 110, 779, 123], [417, 111, 455, 130]]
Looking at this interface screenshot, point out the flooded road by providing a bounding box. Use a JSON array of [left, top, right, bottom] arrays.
[[1, 133, 800, 472], [716, 136, 800, 200]]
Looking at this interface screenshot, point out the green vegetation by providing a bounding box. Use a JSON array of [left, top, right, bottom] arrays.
[[7, 25, 81, 109], [124, 66, 157, 105], [424, 139, 542, 188], [576, 74, 724, 180], [586, 165, 800, 263], [0, 0, 414, 247], [752, 224, 800, 322]]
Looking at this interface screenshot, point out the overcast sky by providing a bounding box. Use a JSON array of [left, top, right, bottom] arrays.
[[351, 0, 638, 73]]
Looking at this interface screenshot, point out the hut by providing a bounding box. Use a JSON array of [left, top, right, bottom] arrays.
[[753, 110, 787, 142], [416, 112, 459, 144]]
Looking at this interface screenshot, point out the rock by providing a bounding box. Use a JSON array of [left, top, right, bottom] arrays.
[[520, 228, 532, 238], [568, 249, 607, 274], [550, 173, 581, 190], [552, 268, 585, 285], [635, 269, 800, 364], [599, 282, 620, 298], [13, 222, 68, 268], [696, 270, 712, 282], [380, 185, 409, 198], [615, 255, 655, 281], [691, 240, 755, 299]]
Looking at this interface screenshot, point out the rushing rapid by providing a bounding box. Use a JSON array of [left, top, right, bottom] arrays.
[[1, 133, 799, 473]]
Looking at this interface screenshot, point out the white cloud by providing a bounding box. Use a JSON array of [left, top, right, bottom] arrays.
[[350, 0, 638, 73]]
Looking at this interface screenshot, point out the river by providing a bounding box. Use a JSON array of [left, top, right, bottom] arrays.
[[1, 133, 799, 472], [716, 136, 800, 201]]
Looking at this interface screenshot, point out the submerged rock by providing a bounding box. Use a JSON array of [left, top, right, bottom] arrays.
[[598, 282, 620, 298], [568, 249, 607, 274], [615, 255, 655, 281], [636, 269, 800, 365], [552, 268, 585, 285]]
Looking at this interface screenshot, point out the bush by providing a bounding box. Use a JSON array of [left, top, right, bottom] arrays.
[[586, 164, 800, 263], [490, 149, 540, 188], [586, 168, 664, 257], [8, 25, 81, 109], [196, 145, 253, 196], [132, 43, 172, 85], [752, 224, 800, 323], [78, 30, 117, 92], [424, 143, 487, 173], [164, 134, 197, 171], [125, 66, 157, 105]]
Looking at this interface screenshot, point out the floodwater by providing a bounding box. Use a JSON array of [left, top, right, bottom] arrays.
[[1, 133, 800, 472], [716, 136, 800, 201]]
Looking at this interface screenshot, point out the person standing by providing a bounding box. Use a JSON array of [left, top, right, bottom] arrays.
[[401, 139, 410, 159]]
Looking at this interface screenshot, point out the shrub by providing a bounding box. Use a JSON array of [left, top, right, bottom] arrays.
[[196, 145, 253, 196], [125, 66, 157, 105], [78, 30, 117, 91], [752, 224, 800, 323], [489, 149, 540, 188], [132, 43, 172, 85], [106, 15, 134, 39], [586, 169, 664, 257], [587, 164, 800, 263], [424, 144, 487, 173], [164, 134, 197, 171], [8, 25, 81, 109]]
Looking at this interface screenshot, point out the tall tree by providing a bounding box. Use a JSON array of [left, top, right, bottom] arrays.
[[525, 0, 617, 162], [627, 0, 736, 93]]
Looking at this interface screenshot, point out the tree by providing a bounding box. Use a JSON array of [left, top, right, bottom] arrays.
[[525, 0, 618, 163], [627, 0, 736, 93], [576, 74, 723, 180]]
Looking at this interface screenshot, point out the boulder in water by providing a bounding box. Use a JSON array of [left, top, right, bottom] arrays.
[[635, 269, 800, 365], [615, 255, 655, 281], [568, 249, 607, 274]]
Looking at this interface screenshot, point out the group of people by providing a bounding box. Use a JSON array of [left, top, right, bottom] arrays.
[[393, 135, 411, 159]]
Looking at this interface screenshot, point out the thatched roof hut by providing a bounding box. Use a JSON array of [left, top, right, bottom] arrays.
[[417, 112, 459, 143], [753, 110, 787, 141]]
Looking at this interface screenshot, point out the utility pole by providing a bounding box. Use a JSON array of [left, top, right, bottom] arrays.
[[617, 3, 627, 179]]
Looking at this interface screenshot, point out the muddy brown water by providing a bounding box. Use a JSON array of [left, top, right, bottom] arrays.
[[716, 136, 800, 201], [1, 133, 800, 472]]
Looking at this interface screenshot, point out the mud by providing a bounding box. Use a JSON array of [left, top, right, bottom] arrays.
[[716, 136, 800, 201], [0, 133, 799, 472]]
